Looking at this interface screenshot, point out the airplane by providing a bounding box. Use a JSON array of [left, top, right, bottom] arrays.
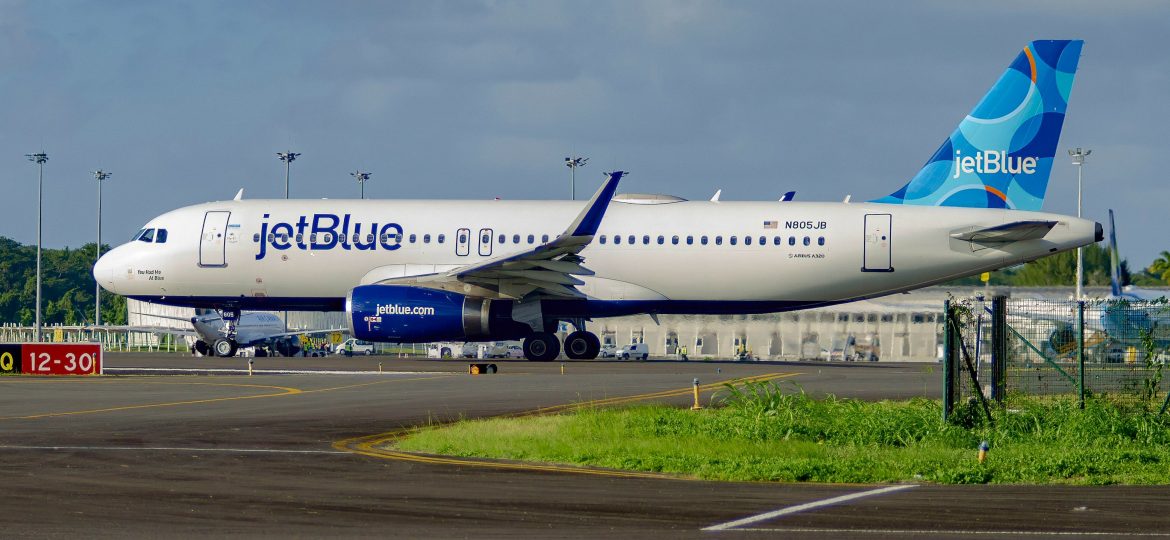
[[94, 39, 1102, 361], [133, 309, 345, 357]]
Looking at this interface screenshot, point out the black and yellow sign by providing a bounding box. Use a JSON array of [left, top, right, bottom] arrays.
[[0, 344, 21, 374]]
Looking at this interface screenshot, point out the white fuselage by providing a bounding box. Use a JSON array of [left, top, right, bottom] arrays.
[[94, 197, 1099, 314]]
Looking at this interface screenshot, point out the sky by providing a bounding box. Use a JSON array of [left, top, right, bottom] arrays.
[[3, 1, 1169, 267]]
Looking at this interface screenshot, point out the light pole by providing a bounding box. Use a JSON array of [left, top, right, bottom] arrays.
[[351, 171, 371, 199], [565, 156, 588, 200], [276, 151, 299, 335], [277, 151, 300, 199], [1069, 147, 1091, 300], [26, 152, 47, 341], [93, 170, 112, 326]]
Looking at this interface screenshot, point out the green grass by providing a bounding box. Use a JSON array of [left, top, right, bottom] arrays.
[[395, 382, 1170, 484]]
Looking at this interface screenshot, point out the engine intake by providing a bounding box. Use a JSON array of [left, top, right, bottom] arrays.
[[347, 285, 526, 343]]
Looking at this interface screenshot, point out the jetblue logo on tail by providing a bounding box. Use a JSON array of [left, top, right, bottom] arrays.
[[952, 150, 1037, 178], [256, 213, 404, 260]]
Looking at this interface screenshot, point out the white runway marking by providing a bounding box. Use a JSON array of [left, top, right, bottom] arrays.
[[103, 367, 445, 376], [703, 485, 917, 531], [729, 528, 1170, 537], [0, 445, 348, 455]]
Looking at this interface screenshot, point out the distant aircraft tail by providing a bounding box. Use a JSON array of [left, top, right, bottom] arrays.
[[873, 40, 1083, 211], [1108, 209, 1122, 297]]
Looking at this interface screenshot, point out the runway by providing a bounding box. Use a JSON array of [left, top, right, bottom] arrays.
[[1, 354, 1166, 538]]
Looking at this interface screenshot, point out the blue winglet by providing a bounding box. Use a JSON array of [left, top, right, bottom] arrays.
[[1108, 209, 1122, 297], [567, 171, 624, 237]]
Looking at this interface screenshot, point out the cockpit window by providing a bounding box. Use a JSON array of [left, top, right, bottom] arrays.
[[156, 229, 168, 243], [136, 229, 156, 243]]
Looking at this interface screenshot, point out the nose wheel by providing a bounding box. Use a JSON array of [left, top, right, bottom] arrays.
[[213, 338, 239, 357]]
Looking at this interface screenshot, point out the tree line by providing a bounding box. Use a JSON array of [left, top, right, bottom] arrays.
[[0, 236, 126, 326]]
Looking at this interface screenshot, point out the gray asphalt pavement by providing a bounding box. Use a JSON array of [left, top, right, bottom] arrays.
[[0, 353, 1165, 538]]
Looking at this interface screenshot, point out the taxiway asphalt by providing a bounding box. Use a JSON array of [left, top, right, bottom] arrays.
[[1, 354, 1166, 538]]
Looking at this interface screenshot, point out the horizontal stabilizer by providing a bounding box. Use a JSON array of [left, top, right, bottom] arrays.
[[951, 220, 1057, 243]]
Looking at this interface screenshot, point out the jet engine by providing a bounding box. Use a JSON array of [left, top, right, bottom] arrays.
[[346, 285, 528, 343]]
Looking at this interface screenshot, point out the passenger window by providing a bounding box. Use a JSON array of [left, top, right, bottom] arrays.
[[642, 235, 650, 245], [542, 234, 549, 243], [280, 234, 289, 242], [715, 236, 723, 246], [253, 233, 260, 242], [614, 235, 622, 245], [296, 234, 304, 244], [789, 237, 796, 246], [460, 234, 468, 244], [730, 236, 737, 246], [498, 234, 506, 244], [700, 236, 708, 245], [600, 235, 607, 244], [744, 236, 752, 246], [774, 236, 782, 245], [513, 234, 520, 244], [367, 234, 375, 243], [759, 236, 766, 246], [686, 236, 694, 245], [803, 236, 811, 246], [657, 235, 664, 245], [482, 234, 489, 244], [156, 229, 168, 243], [438, 234, 446, 244], [424, 234, 431, 244], [267, 233, 275, 242], [527, 234, 535, 244], [309, 233, 317, 243], [671, 235, 679, 245], [410, 234, 417, 243], [322, 233, 332, 243], [627, 235, 635, 244], [818, 237, 825, 246]]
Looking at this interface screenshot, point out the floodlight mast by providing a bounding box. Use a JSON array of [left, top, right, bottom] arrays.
[[1068, 147, 1091, 300], [26, 152, 48, 342], [277, 151, 300, 199], [565, 156, 588, 200], [351, 171, 371, 200], [93, 169, 112, 326]]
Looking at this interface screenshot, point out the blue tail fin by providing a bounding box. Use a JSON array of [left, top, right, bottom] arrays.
[[1108, 209, 1122, 297], [874, 40, 1083, 210]]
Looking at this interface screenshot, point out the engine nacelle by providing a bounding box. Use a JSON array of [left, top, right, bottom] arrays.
[[347, 285, 527, 343]]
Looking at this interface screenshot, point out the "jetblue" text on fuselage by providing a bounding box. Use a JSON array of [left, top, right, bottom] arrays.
[[256, 213, 404, 260]]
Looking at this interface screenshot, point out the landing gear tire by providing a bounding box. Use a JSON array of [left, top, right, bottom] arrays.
[[213, 338, 238, 358], [564, 331, 601, 360], [194, 341, 209, 356], [523, 332, 561, 362]]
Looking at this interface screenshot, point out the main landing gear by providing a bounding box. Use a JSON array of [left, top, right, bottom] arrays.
[[521, 325, 601, 362]]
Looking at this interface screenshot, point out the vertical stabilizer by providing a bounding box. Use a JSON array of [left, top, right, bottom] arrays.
[[874, 40, 1083, 210]]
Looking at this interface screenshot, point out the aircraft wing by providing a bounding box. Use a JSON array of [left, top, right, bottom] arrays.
[[373, 171, 625, 300]]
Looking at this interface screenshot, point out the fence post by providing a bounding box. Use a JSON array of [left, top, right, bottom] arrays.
[[943, 300, 956, 421], [1078, 300, 1086, 409], [991, 295, 1007, 403]]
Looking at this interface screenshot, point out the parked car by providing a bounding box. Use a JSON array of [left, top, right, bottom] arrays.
[[599, 344, 617, 358], [334, 338, 375, 356], [487, 342, 524, 359], [617, 343, 649, 360]]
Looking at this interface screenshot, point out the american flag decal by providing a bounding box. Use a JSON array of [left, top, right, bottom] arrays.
[[763, 220, 778, 229]]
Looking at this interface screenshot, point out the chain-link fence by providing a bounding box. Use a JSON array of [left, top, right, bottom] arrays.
[[944, 296, 1170, 420]]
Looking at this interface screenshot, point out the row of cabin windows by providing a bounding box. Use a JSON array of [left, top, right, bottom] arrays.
[[598, 234, 826, 247], [251, 231, 826, 248]]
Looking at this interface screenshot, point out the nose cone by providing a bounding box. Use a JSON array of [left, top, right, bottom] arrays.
[[93, 250, 119, 293]]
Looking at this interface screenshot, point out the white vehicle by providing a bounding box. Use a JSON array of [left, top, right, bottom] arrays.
[[486, 342, 524, 358], [335, 338, 374, 356], [132, 309, 344, 357], [94, 41, 1100, 362], [618, 343, 649, 360], [599, 344, 617, 358]]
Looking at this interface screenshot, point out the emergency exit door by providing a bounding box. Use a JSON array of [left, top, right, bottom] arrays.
[[478, 228, 494, 256], [199, 211, 231, 267], [456, 228, 471, 256], [862, 213, 893, 272]]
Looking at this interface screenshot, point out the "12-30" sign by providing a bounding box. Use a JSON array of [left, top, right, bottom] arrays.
[[0, 343, 103, 375]]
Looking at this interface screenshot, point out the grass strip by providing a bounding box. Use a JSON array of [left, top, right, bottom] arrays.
[[395, 382, 1170, 485]]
